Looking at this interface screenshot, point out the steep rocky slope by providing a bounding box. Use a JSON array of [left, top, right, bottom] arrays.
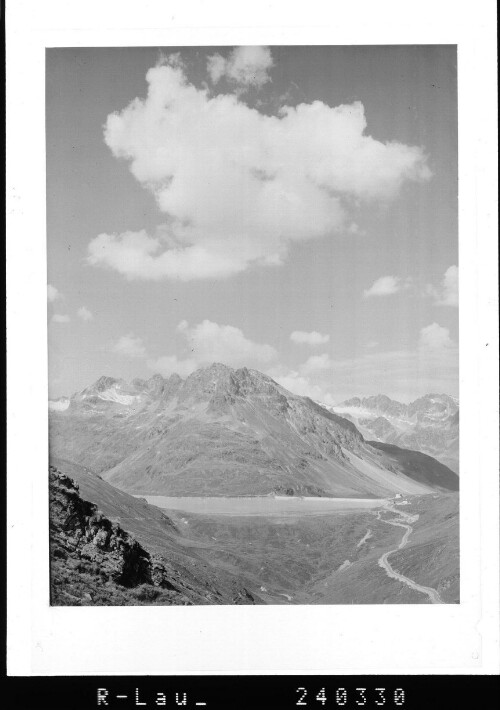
[[49, 464, 260, 605], [49, 364, 458, 498], [328, 394, 459, 473]]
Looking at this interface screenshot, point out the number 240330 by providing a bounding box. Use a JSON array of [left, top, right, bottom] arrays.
[[296, 687, 405, 706]]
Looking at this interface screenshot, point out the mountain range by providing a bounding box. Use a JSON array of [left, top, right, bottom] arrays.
[[49, 364, 458, 498], [325, 394, 459, 473]]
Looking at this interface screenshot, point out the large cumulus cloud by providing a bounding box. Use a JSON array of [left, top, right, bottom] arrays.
[[88, 52, 431, 281]]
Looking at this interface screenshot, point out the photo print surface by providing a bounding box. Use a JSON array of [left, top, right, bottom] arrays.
[[47, 45, 459, 606]]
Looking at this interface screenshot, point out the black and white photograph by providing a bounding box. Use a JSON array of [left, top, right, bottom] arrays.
[[6, 0, 498, 679], [46, 44, 460, 606]]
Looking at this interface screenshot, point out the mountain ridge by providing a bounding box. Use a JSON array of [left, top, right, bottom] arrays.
[[49, 363, 458, 498], [324, 392, 459, 473]]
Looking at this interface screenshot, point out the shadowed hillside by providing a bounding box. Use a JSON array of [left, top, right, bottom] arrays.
[[366, 441, 459, 491]]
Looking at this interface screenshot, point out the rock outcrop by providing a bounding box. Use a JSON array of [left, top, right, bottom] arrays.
[[49, 465, 259, 605]]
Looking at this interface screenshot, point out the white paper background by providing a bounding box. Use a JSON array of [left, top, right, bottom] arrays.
[[6, 0, 499, 675]]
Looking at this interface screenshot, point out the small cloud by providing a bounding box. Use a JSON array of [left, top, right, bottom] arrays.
[[147, 355, 197, 379], [176, 319, 277, 367], [300, 353, 333, 372], [207, 46, 273, 89], [77, 306, 93, 322], [47, 284, 61, 303], [148, 319, 277, 377], [290, 330, 330, 346], [277, 81, 305, 107], [206, 54, 227, 84], [365, 340, 379, 349], [113, 333, 147, 359], [51, 314, 70, 324], [426, 265, 458, 307], [363, 275, 410, 298], [269, 366, 336, 406], [347, 223, 366, 236], [418, 322, 456, 351]]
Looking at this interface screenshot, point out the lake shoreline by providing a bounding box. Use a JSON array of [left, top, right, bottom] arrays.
[[133, 494, 389, 517]]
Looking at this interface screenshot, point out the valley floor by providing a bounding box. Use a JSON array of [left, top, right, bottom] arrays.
[[157, 493, 459, 605], [49, 458, 459, 605]]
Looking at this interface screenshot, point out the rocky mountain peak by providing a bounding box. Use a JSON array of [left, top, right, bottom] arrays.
[[341, 396, 362, 407], [364, 395, 406, 416], [186, 364, 288, 401], [330, 390, 459, 473], [92, 375, 123, 392], [407, 394, 459, 424], [145, 373, 167, 396], [50, 364, 459, 497], [160, 373, 184, 399], [338, 394, 406, 418], [180, 363, 234, 396], [132, 378, 148, 390]]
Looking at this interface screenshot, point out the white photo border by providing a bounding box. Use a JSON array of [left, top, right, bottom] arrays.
[[6, 0, 499, 675]]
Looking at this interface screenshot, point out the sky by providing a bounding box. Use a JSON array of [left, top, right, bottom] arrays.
[[46, 45, 458, 403]]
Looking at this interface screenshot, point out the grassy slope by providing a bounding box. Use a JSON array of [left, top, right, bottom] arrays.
[[50, 457, 458, 605], [305, 494, 459, 604], [50, 399, 456, 499], [389, 494, 459, 603], [166, 494, 459, 604], [50, 457, 180, 555], [48, 366, 458, 499], [50, 458, 262, 605], [163, 507, 413, 603]]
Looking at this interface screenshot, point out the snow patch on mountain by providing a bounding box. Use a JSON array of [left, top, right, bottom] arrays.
[[49, 397, 70, 411], [49, 365, 459, 497], [321, 394, 459, 473], [98, 388, 138, 405]]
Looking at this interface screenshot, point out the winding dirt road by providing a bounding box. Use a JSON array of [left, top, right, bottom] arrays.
[[376, 504, 444, 604]]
